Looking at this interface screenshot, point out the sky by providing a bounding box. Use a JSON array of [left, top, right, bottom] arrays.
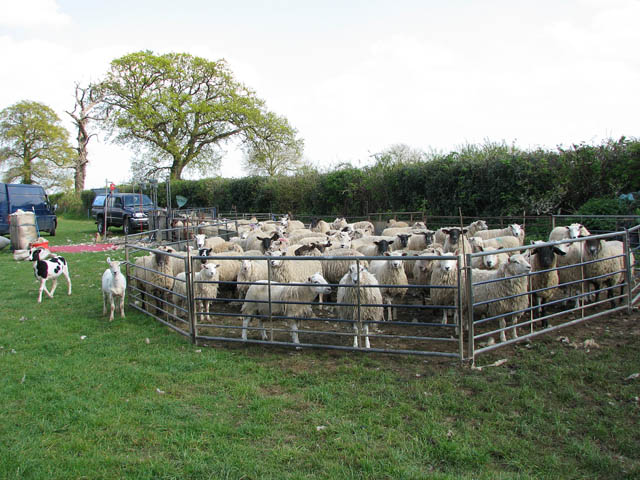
[[1, 0, 638, 190]]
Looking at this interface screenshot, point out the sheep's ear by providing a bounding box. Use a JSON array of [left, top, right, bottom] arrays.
[[106, 257, 111, 264], [553, 246, 566, 256], [462, 228, 468, 234], [402, 252, 408, 256], [383, 251, 390, 256], [442, 229, 450, 234], [388, 240, 394, 245]]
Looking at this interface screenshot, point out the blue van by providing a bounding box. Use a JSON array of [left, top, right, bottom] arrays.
[[0, 183, 57, 236]]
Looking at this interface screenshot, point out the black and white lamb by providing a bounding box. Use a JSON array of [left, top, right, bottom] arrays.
[[30, 248, 72, 303]]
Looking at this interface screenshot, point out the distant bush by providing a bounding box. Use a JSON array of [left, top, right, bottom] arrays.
[[51, 192, 86, 218]]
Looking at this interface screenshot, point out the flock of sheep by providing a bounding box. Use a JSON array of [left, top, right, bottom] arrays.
[[129, 215, 635, 349]]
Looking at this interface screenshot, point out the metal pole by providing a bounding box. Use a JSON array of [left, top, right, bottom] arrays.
[[186, 254, 196, 344], [623, 229, 633, 313], [457, 256, 465, 361], [465, 255, 475, 364], [356, 258, 362, 349]]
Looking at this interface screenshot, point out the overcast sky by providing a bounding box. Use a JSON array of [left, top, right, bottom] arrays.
[[1, 0, 638, 189]]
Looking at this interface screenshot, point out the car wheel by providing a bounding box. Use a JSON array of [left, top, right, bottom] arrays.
[[50, 221, 56, 237], [123, 217, 130, 235], [97, 217, 105, 234]]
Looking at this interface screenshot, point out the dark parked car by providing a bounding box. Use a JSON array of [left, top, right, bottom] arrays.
[[0, 183, 57, 236], [91, 192, 157, 235]]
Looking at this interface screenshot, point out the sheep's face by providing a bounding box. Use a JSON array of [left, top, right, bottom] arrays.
[[195, 234, 206, 248], [507, 254, 531, 275], [309, 272, 331, 295], [240, 259, 252, 274], [509, 224, 523, 237], [585, 238, 603, 257], [332, 231, 351, 249], [348, 263, 366, 283], [437, 256, 457, 273], [443, 228, 466, 246], [474, 220, 489, 231], [412, 221, 427, 230], [421, 231, 435, 246], [384, 251, 405, 270], [267, 250, 284, 268], [200, 263, 219, 280], [107, 258, 122, 276], [374, 239, 393, 255], [397, 234, 411, 249], [482, 249, 499, 269], [567, 224, 583, 239], [532, 245, 566, 269], [469, 236, 484, 252]]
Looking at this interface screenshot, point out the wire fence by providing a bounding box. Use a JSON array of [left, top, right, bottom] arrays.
[[124, 217, 640, 362]]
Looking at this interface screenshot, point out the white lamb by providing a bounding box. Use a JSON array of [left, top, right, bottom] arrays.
[[236, 258, 269, 299], [369, 251, 409, 321], [102, 257, 127, 321], [172, 263, 220, 322], [240, 272, 331, 344], [548, 223, 590, 242], [430, 250, 461, 325], [475, 223, 525, 246], [582, 238, 632, 307], [337, 263, 384, 349], [464, 254, 531, 343], [470, 235, 521, 252]]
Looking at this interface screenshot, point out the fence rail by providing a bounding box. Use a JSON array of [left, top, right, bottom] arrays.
[[124, 218, 640, 363]]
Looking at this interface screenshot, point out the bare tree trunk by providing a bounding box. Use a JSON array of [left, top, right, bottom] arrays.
[[67, 83, 101, 192]]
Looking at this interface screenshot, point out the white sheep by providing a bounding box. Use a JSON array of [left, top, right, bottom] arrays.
[[337, 263, 384, 349], [470, 235, 521, 252], [555, 240, 587, 309], [548, 223, 590, 242], [267, 250, 324, 288], [411, 247, 440, 305], [369, 251, 409, 321], [236, 258, 269, 299], [310, 218, 331, 233], [429, 250, 461, 325], [527, 242, 566, 326], [582, 238, 631, 307], [240, 272, 331, 344], [406, 230, 436, 251], [331, 217, 348, 231], [434, 220, 488, 245], [465, 254, 531, 342], [132, 245, 176, 315], [172, 263, 220, 323], [471, 246, 509, 270], [475, 223, 525, 245], [353, 237, 396, 256], [349, 220, 375, 235], [102, 257, 127, 321], [442, 228, 472, 258], [386, 218, 409, 228]]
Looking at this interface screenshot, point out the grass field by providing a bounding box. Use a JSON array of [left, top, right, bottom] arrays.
[[1, 217, 639, 479]]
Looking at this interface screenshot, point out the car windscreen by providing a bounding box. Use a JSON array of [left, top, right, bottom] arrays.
[[124, 195, 154, 207], [92, 195, 106, 207]]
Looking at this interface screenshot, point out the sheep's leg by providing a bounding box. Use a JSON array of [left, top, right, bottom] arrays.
[[241, 317, 250, 340], [353, 324, 359, 348], [441, 308, 448, 325], [109, 295, 115, 322], [63, 270, 72, 295], [38, 279, 49, 303], [499, 317, 507, 343], [363, 322, 371, 349], [48, 278, 58, 298], [103, 291, 108, 316], [511, 315, 519, 339], [290, 321, 300, 345], [259, 318, 268, 341], [119, 294, 126, 318]]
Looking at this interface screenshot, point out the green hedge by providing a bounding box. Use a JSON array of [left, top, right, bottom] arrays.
[[77, 137, 640, 218]]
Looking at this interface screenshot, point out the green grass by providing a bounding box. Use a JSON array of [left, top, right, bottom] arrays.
[[1, 218, 639, 479]]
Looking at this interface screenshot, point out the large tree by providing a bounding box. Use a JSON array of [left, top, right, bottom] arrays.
[[98, 51, 302, 180], [242, 111, 304, 176], [0, 100, 74, 190], [66, 83, 102, 192]]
